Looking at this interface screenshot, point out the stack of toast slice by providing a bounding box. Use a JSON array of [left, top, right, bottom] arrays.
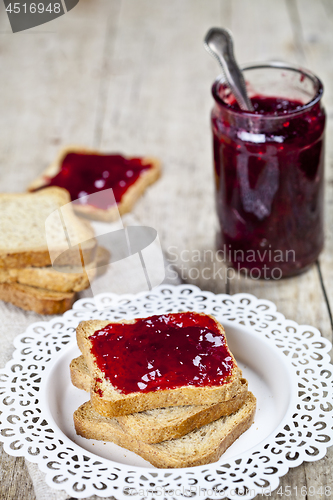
[[0, 187, 96, 314], [71, 312, 256, 468]]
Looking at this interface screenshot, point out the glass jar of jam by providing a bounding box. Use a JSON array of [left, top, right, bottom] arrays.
[[211, 62, 325, 278]]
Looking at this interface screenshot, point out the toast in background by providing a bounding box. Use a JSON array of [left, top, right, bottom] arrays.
[[0, 282, 75, 315], [0, 187, 96, 268], [28, 145, 161, 221], [0, 245, 109, 293], [0, 265, 91, 293], [0, 187, 99, 313]]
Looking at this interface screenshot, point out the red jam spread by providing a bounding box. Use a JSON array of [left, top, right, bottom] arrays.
[[89, 312, 234, 394], [212, 91, 325, 277], [43, 152, 152, 209]]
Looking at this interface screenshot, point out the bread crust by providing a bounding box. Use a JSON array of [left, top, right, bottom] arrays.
[[76, 314, 244, 417], [70, 355, 91, 391], [28, 145, 161, 221], [70, 355, 249, 443], [73, 392, 256, 468], [0, 282, 75, 314]]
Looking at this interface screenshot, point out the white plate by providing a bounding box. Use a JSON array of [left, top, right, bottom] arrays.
[[0, 285, 332, 499], [44, 324, 295, 467]]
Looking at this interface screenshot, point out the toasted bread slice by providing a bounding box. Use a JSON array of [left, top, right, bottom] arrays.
[[0, 246, 107, 293], [0, 187, 96, 268], [70, 355, 248, 444], [76, 313, 243, 417], [70, 355, 92, 391], [74, 392, 256, 468], [0, 282, 75, 314], [28, 145, 161, 221], [0, 266, 91, 293]]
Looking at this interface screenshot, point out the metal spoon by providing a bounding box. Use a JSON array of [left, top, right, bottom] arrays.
[[204, 27, 254, 112]]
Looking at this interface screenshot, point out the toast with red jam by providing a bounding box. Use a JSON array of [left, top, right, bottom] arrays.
[[28, 145, 161, 221], [75, 312, 244, 417]]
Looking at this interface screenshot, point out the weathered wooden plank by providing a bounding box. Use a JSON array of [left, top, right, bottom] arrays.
[[293, 3, 333, 497], [99, 0, 223, 272], [296, 0, 333, 108], [0, 444, 35, 500], [229, 0, 299, 64], [228, 265, 330, 335], [295, 0, 333, 313], [0, 0, 121, 192]]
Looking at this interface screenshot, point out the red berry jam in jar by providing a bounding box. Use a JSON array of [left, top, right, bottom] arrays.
[[211, 63, 325, 278]]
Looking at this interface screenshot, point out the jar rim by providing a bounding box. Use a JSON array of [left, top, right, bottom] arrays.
[[211, 61, 324, 118]]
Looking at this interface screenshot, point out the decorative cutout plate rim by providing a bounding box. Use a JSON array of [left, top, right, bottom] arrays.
[[0, 284, 332, 500]]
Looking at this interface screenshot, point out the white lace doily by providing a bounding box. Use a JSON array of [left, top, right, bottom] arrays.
[[0, 285, 332, 500]]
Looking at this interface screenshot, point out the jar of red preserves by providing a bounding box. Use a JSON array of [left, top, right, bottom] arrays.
[[211, 62, 325, 278]]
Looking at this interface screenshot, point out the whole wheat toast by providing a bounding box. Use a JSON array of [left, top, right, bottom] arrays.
[[74, 392, 256, 468], [76, 313, 244, 417], [0, 245, 108, 293], [0, 282, 75, 314], [70, 355, 248, 444], [0, 265, 91, 293], [28, 145, 161, 222], [0, 187, 96, 268]]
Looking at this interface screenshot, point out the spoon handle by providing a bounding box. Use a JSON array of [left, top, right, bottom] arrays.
[[204, 27, 254, 112]]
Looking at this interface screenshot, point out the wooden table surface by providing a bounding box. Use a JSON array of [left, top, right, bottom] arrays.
[[0, 1, 332, 499]]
